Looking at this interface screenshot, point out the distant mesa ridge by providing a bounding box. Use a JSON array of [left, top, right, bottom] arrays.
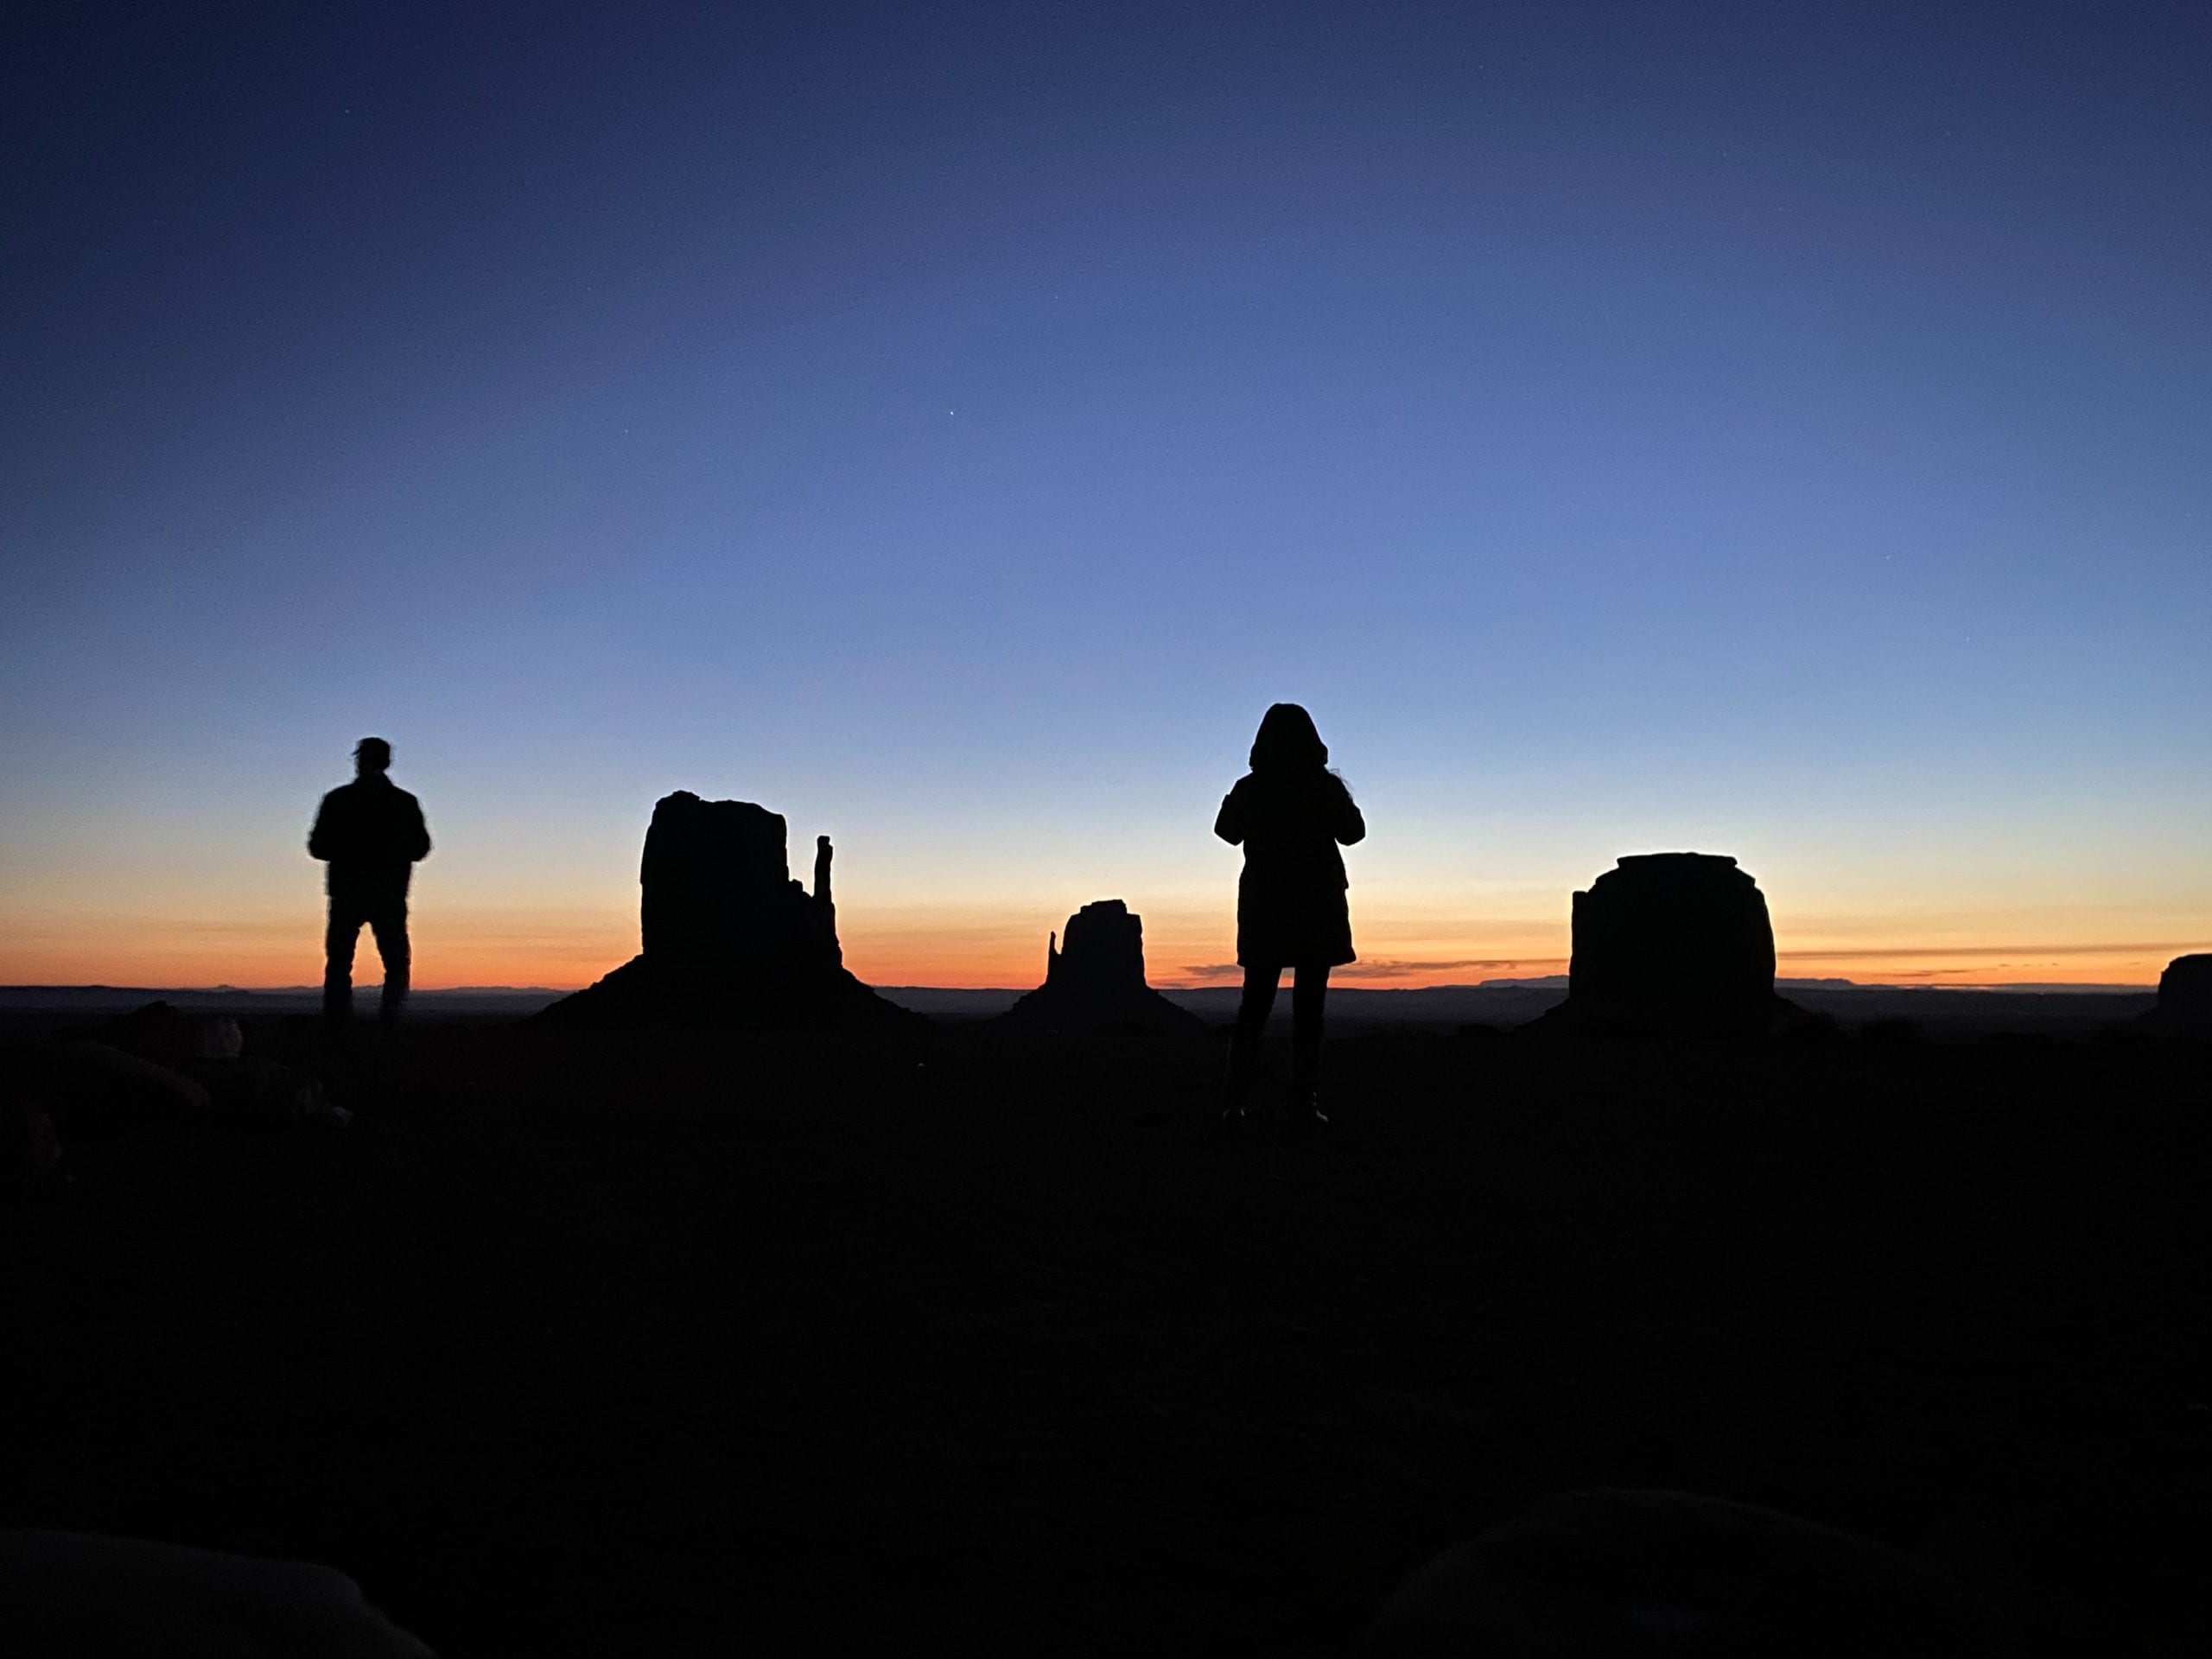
[[537, 791, 912, 1031], [1536, 852, 1803, 1036], [995, 899, 1203, 1034]]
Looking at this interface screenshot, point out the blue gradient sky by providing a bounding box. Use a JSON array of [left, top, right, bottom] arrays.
[[3, 1, 2207, 988]]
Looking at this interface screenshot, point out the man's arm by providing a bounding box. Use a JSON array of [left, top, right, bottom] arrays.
[[404, 797, 431, 863], [308, 793, 335, 861]]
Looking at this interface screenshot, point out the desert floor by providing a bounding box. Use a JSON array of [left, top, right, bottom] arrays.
[[4, 1020, 2206, 1653]]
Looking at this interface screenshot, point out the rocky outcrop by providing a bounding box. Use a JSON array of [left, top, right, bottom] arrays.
[[539, 791, 912, 1031], [0, 1529, 435, 1658], [1532, 853, 1799, 1036], [2152, 953, 2212, 1035], [995, 900, 1202, 1034], [1357, 1491, 2010, 1656], [41, 1005, 332, 1130]]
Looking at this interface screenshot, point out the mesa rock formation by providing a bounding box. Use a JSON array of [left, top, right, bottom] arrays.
[[1534, 853, 1800, 1036], [2153, 952, 2212, 1035], [539, 791, 912, 1031], [995, 899, 1203, 1034]]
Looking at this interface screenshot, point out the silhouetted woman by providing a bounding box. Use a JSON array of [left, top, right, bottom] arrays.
[[1215, 703, 1365, 1121]]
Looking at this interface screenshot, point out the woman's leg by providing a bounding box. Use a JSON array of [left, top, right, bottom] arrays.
[[1290, 963, 1331, 1110], [1224, 963, 1282, 1115]]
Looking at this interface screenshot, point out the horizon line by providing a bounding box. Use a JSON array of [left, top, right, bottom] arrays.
[[0, 977, 2170, 997]]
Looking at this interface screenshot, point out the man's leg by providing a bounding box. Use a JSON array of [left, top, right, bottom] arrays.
[[323, 900, 361, 1023], [1290, 963, 1331, 1114], [367, 893, 410, 1027], [1224, 963, 1281, 1116]]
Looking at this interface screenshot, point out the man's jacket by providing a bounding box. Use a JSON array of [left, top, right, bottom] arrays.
[[308, 779, 431, 893]]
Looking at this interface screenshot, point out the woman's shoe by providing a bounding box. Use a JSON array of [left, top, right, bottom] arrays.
[[1221, 1044, 1255, 1120]]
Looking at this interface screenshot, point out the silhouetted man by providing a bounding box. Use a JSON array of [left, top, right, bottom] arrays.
[[309, 738, 431, 1025]]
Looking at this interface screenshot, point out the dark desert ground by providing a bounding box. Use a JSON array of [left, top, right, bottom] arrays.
[[4, 1011, 2205, 1654]]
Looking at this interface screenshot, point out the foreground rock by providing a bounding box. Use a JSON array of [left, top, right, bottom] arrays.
[[1533, 853, 1801, 1036], [1357, 1490, 2011, 1656], [996, 900, 1203, 1035], [89, 1002, 330, 1126], [0, 1529, 433, 1657], [539, 791, 913, 1031], [52, 1041, 212, 1120]]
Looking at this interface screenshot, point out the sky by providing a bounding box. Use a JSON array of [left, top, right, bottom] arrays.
[[3, 0, 2207, 991]]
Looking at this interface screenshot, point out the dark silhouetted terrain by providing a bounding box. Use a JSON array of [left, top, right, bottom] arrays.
[[0, 982, 2160, 1039], [3, 1014, 2203, 1653]]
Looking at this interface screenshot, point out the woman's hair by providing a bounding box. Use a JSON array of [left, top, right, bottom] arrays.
[[1249, 702, 1329, 772]]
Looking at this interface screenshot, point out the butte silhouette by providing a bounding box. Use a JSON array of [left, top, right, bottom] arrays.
[[538, 791, 914, 1031], [995, 899, 1202, 1035], [2152, 952, 2212, 1036], [1533, 852, 1802, 1036]]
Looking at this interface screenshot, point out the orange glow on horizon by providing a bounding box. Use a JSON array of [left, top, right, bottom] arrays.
[[0, 899, 2193, 993]]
